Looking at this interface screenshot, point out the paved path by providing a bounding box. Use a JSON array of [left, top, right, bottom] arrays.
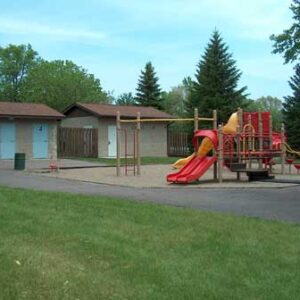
[[1, 170, 300, 223], [0, 159, 106, 170]]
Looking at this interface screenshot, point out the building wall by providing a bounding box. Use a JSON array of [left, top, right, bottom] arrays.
[[140, 122, 168, 157], [61, 116, 168, 157], [60, 115, 99, 128], [0, 119, 58, 159], [99, 118, 168, 157]]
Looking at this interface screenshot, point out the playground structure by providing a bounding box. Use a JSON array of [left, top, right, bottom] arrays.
[[116, 109, 217, 176], [116, 108, 300, 184], [168, 108, 300, 183]]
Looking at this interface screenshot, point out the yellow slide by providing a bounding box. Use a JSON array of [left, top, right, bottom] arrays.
[[172, 112, 238, 169]]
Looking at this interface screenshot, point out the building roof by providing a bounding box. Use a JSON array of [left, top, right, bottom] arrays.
[[64, 102, 174, 119], [0, 102, 64, 119]]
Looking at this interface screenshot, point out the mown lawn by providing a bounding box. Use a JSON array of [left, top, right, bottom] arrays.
[[1, 186, 300, 299], [67, 156, 182, 166]]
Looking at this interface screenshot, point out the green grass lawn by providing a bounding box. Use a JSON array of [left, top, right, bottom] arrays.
[[1, 187, 300, 299], [65, 156, 183, 166]]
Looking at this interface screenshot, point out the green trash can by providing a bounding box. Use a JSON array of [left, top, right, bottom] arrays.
[[14, 153, 26, 170]]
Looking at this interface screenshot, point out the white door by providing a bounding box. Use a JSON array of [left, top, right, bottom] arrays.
[[108, 125, 116, 157]]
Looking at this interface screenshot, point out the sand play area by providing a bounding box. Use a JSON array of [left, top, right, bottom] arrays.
[[41, 163, 300, 189]]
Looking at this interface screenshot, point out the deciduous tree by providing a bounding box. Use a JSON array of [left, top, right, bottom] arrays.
[[270, 0, 300, 64], [0, 44, 38, 101], [247, 96, 283, 131], [115, 92, 136, 105], [21, 60, 108, 111]]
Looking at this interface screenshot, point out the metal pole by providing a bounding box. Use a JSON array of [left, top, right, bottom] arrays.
[[269, 113, 273, 173], [236, 124, 241, 181], [269, 114, 273, 150], [248, 114, 252, 169], [238, 108, 244, 160], [281, 123, 285, 175], [238, 108, 244, 131], [116, 111, 121, 176], [137, 112, 141, 175], [213, 109, 218, 180], [258, 111, 263, 169], [218, 124, 223, 183], [194, 108, 198, 132], [124, 129, 128, 175]]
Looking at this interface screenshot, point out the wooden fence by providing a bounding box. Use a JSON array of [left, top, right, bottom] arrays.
[[167, 132, 193, 157], [58, 127, 98, 158]]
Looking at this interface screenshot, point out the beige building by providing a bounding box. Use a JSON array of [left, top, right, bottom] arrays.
[[0, 102, 64, 159], [62, 103, 174, 157]]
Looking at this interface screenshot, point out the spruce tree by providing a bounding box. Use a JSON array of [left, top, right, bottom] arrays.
[[135, 62, 162, 109], [186, 30, 247, 123], [282, 65, 300, 148]]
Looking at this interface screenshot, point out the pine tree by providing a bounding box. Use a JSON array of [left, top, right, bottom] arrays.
[[186, 30, 247, 123], [282, 65, 300, 148], [135, 62, 162, 109]]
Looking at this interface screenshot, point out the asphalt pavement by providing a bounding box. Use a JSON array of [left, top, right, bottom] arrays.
[[1, 170, 300, 223]]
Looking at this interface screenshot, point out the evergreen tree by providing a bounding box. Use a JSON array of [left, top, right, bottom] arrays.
[[135, 62, 162, 109], [282, 65, 300, 148], [186, 30, 247, 123]]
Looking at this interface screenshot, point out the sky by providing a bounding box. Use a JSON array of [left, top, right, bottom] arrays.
[[0, 0, 295, 99]]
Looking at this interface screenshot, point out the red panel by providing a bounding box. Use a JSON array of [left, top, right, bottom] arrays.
[[243, 112, 271, 135], [262, 112, 270, 135], [243, 112, 258, 132]]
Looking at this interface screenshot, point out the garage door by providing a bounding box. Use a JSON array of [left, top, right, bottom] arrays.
[[33, 124, 48, 158], [0, 123, 16, 159]]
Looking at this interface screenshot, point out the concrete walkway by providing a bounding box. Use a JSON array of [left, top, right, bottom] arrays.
[[1, 169, 300, 223]]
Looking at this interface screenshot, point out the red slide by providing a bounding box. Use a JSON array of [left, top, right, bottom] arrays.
[[167, 155, 217, 183], [167, 129, 218, 184]]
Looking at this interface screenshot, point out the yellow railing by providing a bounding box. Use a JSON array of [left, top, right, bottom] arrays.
[[284, 142, 300, 157], [242, 124, 256, 152]]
